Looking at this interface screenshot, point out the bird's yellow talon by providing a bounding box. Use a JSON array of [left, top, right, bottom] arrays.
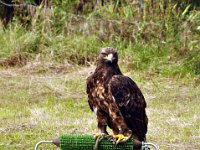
[[93, 133, 107, 136], [113, 134, 131, 144], [93, 133, 108, 139]]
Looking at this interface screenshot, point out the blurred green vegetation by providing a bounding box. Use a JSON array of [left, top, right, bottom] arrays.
[[0, 0, 199, 77]]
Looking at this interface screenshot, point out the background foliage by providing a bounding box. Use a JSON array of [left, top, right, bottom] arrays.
[[0, 0, 199, 77]]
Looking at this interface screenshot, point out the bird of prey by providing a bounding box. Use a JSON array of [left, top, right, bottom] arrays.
[[86, 47, 148, 144]]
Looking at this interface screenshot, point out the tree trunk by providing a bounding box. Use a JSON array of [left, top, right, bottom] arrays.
[[1, 0, 14, 26]]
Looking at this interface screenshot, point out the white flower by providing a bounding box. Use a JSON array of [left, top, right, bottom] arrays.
[[197, 26, 200, 30]]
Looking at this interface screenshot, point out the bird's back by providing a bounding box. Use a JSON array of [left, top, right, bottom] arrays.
[[109, 75, 148, 141]]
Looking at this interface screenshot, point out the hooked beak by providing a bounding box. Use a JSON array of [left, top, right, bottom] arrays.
[[105, 53, 114, 63]]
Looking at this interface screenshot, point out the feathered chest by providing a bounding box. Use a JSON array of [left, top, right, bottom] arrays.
[[86, 65, 122, 107], [91, 77, 110, 99]]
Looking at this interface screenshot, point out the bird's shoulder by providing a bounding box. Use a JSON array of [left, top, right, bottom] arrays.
[[109, 74, 137, 88], [109, 74, 146, 108]]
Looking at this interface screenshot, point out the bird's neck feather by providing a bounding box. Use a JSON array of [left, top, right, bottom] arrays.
[[95, 63, 122, 78]]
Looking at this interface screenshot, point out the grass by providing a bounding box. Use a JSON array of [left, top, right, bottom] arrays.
[[1, 9, 199, 76], [0, 64, 96, 149], [0, 61, 199, 150]]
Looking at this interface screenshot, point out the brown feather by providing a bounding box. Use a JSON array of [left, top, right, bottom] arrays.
[[109, 75, 148, 141]]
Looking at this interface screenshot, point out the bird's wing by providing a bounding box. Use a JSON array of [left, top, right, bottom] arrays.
[[109, 75, 148, 141], [86, 73, 94, 112]]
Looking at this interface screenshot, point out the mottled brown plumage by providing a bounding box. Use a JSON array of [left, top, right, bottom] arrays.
[[86, 47, 148, 142]]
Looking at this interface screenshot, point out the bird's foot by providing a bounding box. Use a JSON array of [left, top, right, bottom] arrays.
[[113, 134, 132, 144], [93, 133, 108, 140], [93, 133, 110, 150]]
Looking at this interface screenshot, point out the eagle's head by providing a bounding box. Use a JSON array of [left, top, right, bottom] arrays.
[[98, 47, 118, 65]]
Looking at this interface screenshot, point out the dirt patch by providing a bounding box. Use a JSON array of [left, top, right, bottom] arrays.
[[0, 53, 29, 67], [1, 123, 37, 132]]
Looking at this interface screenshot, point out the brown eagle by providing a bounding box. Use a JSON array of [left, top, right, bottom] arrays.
[[86, 47, 148, 143]]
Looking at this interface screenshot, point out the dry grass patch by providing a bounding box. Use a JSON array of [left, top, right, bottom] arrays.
[[0, 63, 199, 149]]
